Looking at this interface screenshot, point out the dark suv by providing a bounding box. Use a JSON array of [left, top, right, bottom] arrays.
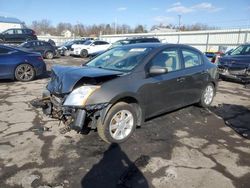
[[110, 37, 160, 48], [19, 40, 58, 59], [0, 28, 37, 44]]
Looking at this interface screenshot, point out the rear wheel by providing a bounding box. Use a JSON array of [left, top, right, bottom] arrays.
[[80, 49, 88, 58], [97, 102, 137, 143], [26, 38, 32, 42], [199, 83, 215, 107], [15, 64, 35, 82], [45, 51, 54, 59]]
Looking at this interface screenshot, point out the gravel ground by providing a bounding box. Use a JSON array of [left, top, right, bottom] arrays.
[[0, 56, 250, 188]]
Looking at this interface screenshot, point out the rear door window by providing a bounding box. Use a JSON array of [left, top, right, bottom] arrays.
[[181, 49, 202, 68], [16, 29, 23, 34], [24, 29, 32, 34], [99, 41, 109, 45]]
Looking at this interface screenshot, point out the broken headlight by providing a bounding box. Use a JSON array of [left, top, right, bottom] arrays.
[[63, 85, 100, 107]]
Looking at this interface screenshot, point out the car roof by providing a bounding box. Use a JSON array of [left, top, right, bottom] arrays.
[[117, 37, 158, 41], [25, 40, 49, 43], [241, 43, 250, 46], [117, 43, 198, 50]]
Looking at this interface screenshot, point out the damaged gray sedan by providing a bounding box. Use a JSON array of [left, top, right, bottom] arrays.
[[33, 43, 218, 143]]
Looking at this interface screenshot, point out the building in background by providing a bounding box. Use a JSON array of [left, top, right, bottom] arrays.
[[61, 30, 73, 38], [0, 16, 25, 32], [150, 27, 177, 33]]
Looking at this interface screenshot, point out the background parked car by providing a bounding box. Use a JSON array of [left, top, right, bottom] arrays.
[[0, 28, 37, 44], [57, 40, 87, 56], [0, 44, 46, 81], [18, 40, 58, 59], [218, 44, 250, 82], [71, 40, 110, 58], [109, 37, 160, 49], [204, 52, 216, 61], [211, 48, 235, 63]]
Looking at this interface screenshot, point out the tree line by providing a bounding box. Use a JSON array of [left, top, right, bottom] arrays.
[[29, 19, 216, 37]]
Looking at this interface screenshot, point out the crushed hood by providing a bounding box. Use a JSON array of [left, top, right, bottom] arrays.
[[47, 65, 123, 94]]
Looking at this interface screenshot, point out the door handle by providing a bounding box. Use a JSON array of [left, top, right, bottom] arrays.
[[177, 77, 185, 82]]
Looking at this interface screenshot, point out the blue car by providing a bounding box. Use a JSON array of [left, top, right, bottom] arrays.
[[218, 44, 250, 82], [0, 45, 46, 81]]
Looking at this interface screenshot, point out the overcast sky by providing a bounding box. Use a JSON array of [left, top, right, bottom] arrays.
[[0, 0, 249, 28]]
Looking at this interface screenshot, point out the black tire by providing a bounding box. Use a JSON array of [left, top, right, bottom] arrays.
[[26, 38, 32, 42], [97, 102, 137, 143], [199, 83, 215, 108], [45, 51, 54, 59], [80, 49, 88, 58], [15, 64, 35, 82]]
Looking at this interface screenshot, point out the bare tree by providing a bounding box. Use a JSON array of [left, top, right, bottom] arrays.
[[30, 19, 54, 35], [134, 25, 146, 33]]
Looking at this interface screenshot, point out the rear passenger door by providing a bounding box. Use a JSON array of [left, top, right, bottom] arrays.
[[15, 29, 24, 43], [180, 48, 206, 105]]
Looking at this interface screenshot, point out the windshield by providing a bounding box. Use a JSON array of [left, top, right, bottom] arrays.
[[63, 41, 74, 46], [87, 47, 152, 72], [230, 45, 244, 55]]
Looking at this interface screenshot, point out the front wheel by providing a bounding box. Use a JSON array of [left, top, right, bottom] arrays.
[[80, 49, 88, 58], [15, 64, 35, 82], [97, 102, 137, 143], [199, 83, 215, 107]]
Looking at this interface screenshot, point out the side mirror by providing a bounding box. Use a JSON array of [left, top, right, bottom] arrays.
[[149, 66, 168, 75]]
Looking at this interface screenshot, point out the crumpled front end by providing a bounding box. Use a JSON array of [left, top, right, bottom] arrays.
[[31, 65, 122, 133], [32, 88, 109, 132], [218, 60, 250, 83]]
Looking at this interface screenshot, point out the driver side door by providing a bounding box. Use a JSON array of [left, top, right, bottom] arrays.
[[140, 47, 187, 118]]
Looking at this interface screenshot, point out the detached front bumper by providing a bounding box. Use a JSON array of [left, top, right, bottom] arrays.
[[32, 89, 109, 132]]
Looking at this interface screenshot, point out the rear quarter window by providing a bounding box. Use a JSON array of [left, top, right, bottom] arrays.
[[24, 29, 32, 34]]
